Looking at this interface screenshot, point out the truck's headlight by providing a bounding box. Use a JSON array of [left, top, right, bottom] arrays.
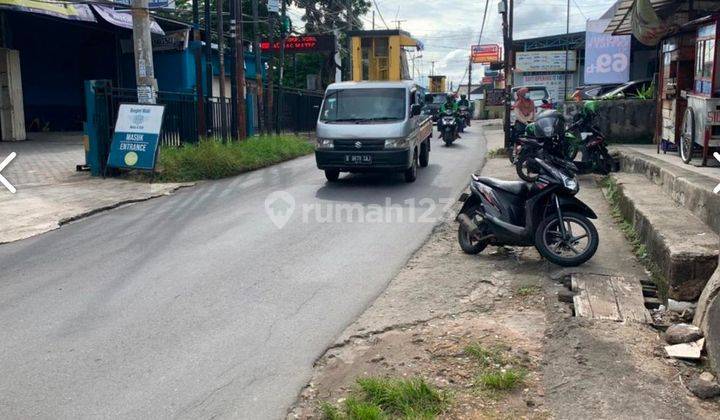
[[316, 138, 334, 149], [384, 138, 409, 149]]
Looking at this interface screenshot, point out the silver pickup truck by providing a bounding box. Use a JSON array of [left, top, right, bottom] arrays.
[[314, 81, 433, 183]]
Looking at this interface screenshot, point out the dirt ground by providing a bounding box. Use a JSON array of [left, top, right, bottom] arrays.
[[288, 150, 720, 419]]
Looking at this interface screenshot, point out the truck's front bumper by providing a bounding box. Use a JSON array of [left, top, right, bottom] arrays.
[[315, 149, 413, 172]]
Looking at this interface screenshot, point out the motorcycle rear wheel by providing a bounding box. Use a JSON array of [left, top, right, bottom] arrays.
[[458, 215, 490, 254]]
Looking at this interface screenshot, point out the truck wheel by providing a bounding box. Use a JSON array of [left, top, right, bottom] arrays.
[[404, 150, 418, 183], [324, 170, 340, 182], [419, 141, 430, 167]]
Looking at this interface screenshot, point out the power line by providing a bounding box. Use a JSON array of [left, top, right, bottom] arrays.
[[371, 0, 390, 29]]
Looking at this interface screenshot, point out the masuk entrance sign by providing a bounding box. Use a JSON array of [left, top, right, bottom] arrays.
[[107, 104, 165, 171]]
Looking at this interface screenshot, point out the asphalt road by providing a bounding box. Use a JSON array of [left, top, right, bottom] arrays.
[[0, 125, 488, 419]]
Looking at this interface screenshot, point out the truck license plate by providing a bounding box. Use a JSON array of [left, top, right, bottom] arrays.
[[345, 155, 372, 164]]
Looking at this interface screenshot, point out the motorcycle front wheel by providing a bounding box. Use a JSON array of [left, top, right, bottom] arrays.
[[515, 153, 541, 182], [534, 212, 599, 267], [444, 131, 455, 146]]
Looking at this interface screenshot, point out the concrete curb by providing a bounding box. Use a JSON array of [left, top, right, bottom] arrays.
[[614, 149, 720, 234]]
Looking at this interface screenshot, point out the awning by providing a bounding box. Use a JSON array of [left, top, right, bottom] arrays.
[[0, 0, 96, 22], [606, 0, 720, 36], [93, 5, 165, 35]]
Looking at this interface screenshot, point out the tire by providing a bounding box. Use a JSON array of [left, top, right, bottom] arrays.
[[404, 149, 418, 183], [516, 154, 540, 182], [534, 211, 599, 267], [419, 141, 430, 167], [324, 170, 340, 182], [443, 131, 454, 146], [457, 212, 489, 254], [680, 107, 695, 164]]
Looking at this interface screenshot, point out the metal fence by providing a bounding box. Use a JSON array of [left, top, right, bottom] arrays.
[[273, 87, 324, 133]]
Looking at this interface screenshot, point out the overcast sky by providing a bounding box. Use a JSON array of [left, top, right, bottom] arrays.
[[289, 0, 618, 88]]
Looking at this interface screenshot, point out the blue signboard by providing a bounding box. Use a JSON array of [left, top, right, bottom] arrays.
[[107, 104, 165, 171], [584, 19, 631, 85]]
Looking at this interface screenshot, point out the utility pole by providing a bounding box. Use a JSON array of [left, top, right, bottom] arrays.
[[501, 0, 512, 149], [217, 0, 228, 139], [131, 0, 158, 104], [266, 5, 275, 134], [252, 0, 264, 134], [334, 28, 342, 83], [372, 10, 375, 30], [276, 0, 287, 134], [430, 60, 435, 76], [204, 0, 213, 136], [232, 0, 246, 139], [468, 61, 472, 98], [347, 0, 353, 81], [192, 0, 206, 138], [564, 0, 570, 102]]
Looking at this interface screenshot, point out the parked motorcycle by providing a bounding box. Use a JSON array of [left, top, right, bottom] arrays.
[[438, 109, 459, 146], [514, 110, 572, 181], [456, 157, 599, 267], [514, 105, 615, 181]]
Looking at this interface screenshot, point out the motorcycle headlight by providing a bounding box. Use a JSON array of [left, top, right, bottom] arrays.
[[316, 138, 334, 149], [384, 138, 409, 149], [562, 174, 579, 192]]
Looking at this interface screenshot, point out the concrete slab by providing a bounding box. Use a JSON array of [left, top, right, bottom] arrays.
[[612, 172, 719, 301]]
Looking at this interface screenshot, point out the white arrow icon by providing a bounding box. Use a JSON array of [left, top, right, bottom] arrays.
[[714, 152, 720, 195], [0, 152, 17, 193]]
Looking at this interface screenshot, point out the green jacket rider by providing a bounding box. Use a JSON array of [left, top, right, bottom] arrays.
[[440, 94, 458, 113]]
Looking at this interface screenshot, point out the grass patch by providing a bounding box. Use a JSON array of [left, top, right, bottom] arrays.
[[487, 147, 508, 158], [155, 135, 314, 182], [320, 377, 450, 419], [477, 368, 526, 391], [602, 177, 669, 300], [515, 285, 541, 297], [464, 343, 527, 394]]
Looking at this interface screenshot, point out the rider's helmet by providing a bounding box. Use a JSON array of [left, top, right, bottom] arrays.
[[460, 94, 467, 100], [446, 93, 454, 102], [583, 100, 599, 115]]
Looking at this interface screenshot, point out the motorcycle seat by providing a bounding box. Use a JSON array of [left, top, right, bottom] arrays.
[[478, 177, 529, 196]]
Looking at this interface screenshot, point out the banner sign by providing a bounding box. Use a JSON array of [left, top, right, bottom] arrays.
[[93, 5, 165, 35], [584, 19, 631, 84], [515, 50, 577, 72], [0, 0, 95, 21], [261, 35, 336, 53], [471, 44, 500, 64], [519, 74, 574, 103], [108, 104, 165, 171]]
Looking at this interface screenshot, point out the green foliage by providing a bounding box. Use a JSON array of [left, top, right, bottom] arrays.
[[477, 369, 526, 391], [464, 344, 507, 368], [320, 377, 450, 419], [487, 147, 509, 158], [515, 285, 540, 297], [632, 83, 655, 100], [157, 135, 313, 181]]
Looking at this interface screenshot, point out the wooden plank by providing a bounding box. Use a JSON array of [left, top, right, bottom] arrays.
[[573, 289, 593, 318], [609, 276, 653, 323], [583, 274, 622, 321]]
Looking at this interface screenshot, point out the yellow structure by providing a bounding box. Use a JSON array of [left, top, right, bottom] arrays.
[[349, 30, 422, 82], [428, 75, 446, 93]]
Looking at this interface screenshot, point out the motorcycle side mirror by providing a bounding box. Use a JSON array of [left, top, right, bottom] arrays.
[[542, 99, 549, 104]]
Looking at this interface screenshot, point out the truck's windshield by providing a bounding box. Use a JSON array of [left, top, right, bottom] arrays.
[[320, 88, 406, 122]]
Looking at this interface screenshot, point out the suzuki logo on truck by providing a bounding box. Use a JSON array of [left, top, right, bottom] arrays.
[[354, 141, 363, 149]]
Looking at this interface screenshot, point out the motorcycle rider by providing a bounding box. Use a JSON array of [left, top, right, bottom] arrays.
[[511, 87, 535, 145], [458, 94, 470, 107], [438, 94, 460, 138]]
